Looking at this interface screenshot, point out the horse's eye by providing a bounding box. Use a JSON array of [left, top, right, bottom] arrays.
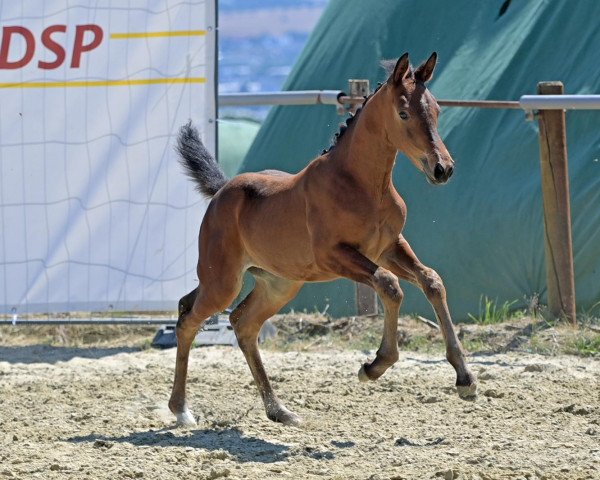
[[399, 111, 409, 120]]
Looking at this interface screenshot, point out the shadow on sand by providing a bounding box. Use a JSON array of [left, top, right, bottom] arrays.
[[67, 427, 290, 463], [0, 345, 140, 364]]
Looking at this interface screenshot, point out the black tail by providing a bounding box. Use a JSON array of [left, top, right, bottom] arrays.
[[176, 121, 228, 198]]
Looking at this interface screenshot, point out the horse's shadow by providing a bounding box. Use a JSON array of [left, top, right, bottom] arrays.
[[0, 345, 139, 364], [68, 427, 290, 463]]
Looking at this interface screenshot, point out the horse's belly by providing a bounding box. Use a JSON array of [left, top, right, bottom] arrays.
[[239, 203, 321, 280]]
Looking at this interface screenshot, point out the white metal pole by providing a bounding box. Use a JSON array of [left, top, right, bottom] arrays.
[[519, 94, 600, 110], [218, 90, 345, 107]]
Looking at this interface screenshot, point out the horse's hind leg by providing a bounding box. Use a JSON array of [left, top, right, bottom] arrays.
[[380, 235, 477, 399], [230, 269, 303, 426], [169, 270, 243, 426]]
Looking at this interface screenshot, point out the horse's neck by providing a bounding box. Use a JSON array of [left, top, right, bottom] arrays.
[[331, 102, 397, 196]]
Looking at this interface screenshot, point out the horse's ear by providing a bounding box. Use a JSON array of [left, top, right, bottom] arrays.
[[391, 52, 410, 85], [415, 52, 437, 83]]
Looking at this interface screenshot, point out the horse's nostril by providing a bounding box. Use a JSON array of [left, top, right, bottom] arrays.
[[447, 166, 454, 178], [434, 163, 445, 180]]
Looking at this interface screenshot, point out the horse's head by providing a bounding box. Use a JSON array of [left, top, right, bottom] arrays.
[[381, 52, 454, 184]]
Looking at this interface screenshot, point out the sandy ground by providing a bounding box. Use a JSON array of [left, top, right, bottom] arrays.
[[0, 344, 599, 480]]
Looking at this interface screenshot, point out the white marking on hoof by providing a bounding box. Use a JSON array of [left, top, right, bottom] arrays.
[[175, 409, 197, 427], [457, 383, 478, 400], [358, 364, 373, 382]]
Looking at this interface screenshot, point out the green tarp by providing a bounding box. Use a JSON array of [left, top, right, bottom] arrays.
[[218, 118, 261, 178], [238, 0, 600, 320]]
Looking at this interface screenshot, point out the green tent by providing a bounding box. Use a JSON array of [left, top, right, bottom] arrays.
[[218, 118, 261, 178], [238, 0, 600, 320]]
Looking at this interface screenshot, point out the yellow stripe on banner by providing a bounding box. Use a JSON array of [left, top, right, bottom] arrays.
[[0, 77, 206, 89], [110, 30, 207, 39]]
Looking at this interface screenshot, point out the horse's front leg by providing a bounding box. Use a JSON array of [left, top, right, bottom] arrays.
[[380, 235, 477, 399], [318, 244, 403, 381]]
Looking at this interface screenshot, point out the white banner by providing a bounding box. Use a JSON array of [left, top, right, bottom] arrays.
[[0, 1, 216, 314]]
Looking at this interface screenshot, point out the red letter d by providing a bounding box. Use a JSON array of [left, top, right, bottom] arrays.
[[0, 26, 35, 69]]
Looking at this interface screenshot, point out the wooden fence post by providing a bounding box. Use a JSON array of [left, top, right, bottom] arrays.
[[355, 283, 378, 316], [536, 81, 576, 324]]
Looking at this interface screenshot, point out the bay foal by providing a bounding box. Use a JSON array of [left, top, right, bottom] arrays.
[[170, 52, 477, 427]]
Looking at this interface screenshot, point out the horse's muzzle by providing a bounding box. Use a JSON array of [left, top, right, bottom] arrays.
[[433, 162, 453, 183]]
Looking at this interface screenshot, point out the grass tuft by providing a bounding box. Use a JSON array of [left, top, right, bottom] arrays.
[[566, 334, 600, 357], [468, 296, 524, 325]]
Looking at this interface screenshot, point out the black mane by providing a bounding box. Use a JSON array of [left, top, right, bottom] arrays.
[[321, 82, 385, 155], [321, 57, 417, 156]]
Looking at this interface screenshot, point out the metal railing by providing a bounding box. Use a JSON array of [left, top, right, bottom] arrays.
[[219, 89, 600, 113], [519, 94, 600, 110], [219, 90, 344, 107], [0, 316, 176, 326]]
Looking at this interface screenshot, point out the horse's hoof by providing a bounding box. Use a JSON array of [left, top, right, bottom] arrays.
[[358, 363, 374, 382], [175, 409, 197, 427], [457, 383, 478, 401], [267, 405, 302, 427]]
